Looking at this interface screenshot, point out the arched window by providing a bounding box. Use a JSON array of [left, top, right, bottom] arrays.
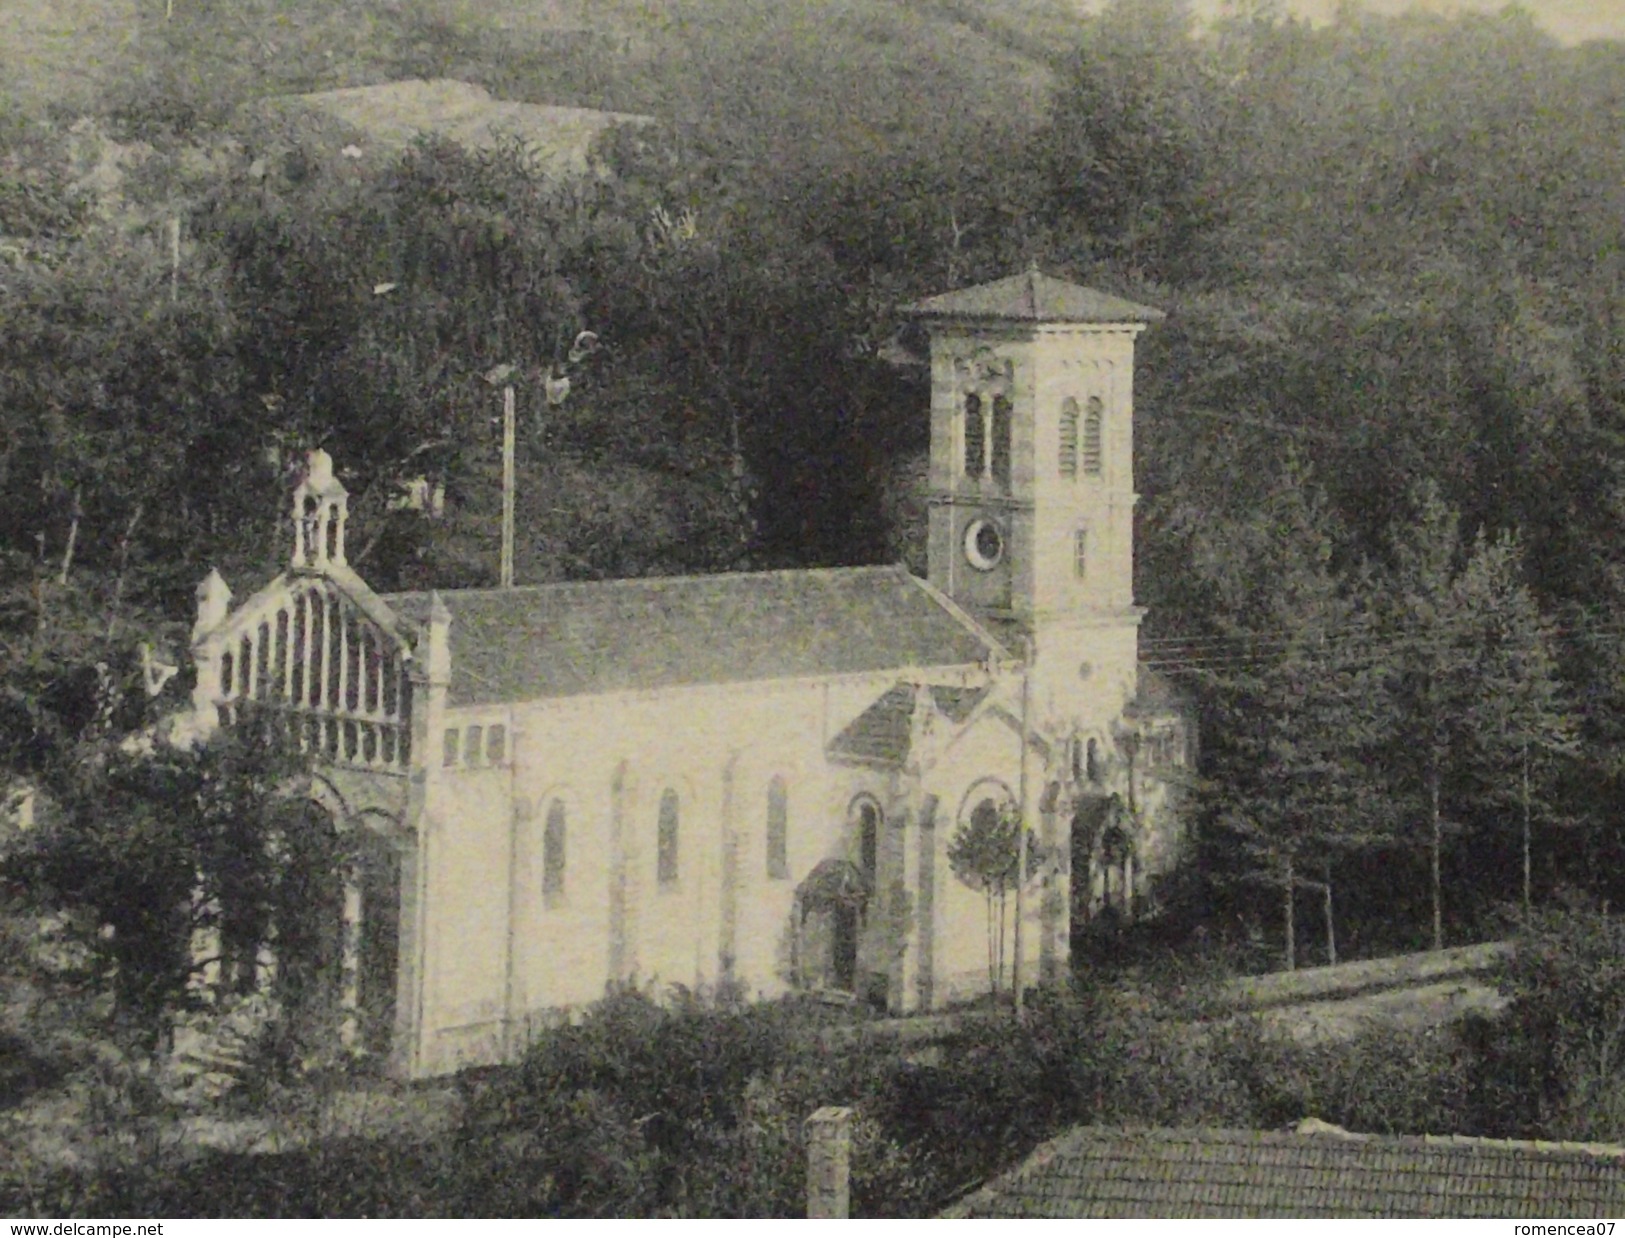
[[990, 395, 1012, 488], [657, 789, 680, 886], [766, 776, 789, 880], [954, 779, 1018, 863], [1059, 398, 1080, 478], [1086, 738, 1103, 784], [1070, 736, 1084, 783], [1082, 397, 1104, 476], [963, 393, 984, 479], [852, 797, 882, 880], [543, 801, 566, 907]]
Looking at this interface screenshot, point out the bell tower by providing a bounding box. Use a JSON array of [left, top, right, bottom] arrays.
[[907, 269, 1163, 726], [292, 448, 349, 570]]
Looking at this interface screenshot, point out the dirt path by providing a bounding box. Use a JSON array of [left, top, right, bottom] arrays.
[[1256, 978, 1505, 1043]]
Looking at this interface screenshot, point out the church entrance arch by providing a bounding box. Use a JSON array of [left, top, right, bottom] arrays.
[[352, 817, 401, 1057], [1069, 792, 1136, 959], [273, 797, 402, 1063], [795, 858, 870, 994], [275, 800, 347, 1048]]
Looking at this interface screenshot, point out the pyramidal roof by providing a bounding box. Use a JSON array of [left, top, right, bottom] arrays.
[[906, 267, 1165, 325]]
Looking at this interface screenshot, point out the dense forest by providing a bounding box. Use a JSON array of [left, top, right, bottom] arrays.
[[6, 0, 1625, 969]]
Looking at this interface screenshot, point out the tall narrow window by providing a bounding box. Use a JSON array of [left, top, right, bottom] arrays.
[[441, 728, 459, 768], [1074, 527, 1088, 580], [990, 395, 1012, 489], [486, 724, 507, 766], [657, 789, 680, 886], [857, 800, 881, 880], [543, 801, 566, 906], [1082, 397, 1104, 476], [766, 776, 789, 880], [1059, 398, 1079, 478], [465, 725, 483, 768], [963, 393, 984, 479]]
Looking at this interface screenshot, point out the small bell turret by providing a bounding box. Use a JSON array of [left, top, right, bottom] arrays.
[[292, 448, 349, 569]]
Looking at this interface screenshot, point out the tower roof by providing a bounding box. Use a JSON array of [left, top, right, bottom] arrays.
[[906, 269, 1164, 325]]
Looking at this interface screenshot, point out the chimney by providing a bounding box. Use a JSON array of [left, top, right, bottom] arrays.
[[806, 1106, 853, 1219]]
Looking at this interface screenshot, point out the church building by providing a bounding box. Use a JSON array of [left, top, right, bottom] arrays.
[[176, 269, 1190, 1079]]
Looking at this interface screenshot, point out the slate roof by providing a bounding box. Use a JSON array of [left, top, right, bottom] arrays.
[[825, 680, 1007, 767], [827, 683, 915, 765], [906, 269, 1165, 325], [944, 1126, 1625, 1219], [385, 565, 1005, 706], [931, 684, 988, 723]]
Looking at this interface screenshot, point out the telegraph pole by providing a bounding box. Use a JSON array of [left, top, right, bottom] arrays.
[[1013, 636, 1032, 1014], [500, 384, 515, 588], [482, 363, 519, 588]]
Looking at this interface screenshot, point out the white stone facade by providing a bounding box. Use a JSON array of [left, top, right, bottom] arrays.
[[176, 271, 1190, 1078]]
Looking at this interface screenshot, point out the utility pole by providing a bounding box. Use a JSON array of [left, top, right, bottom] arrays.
[[500, 384, 516, 588], [1521, 741, 1532, 922], [1013, 635, 1032, 1014], [483, 364, 519, 588]]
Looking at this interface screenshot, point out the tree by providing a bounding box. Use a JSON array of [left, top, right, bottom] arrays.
[[197, 136, 600, 585], [947, 800, 1040, 998], [1375, 484, 1573, 948], [1450, 532, 1576, 918], [1495, 906, 1625, 1141], [1380, 485, 1475, 951], [3, 714, 314, 1056], [1188, 459, 1386, 970], [1038, 0, 1224, 280]]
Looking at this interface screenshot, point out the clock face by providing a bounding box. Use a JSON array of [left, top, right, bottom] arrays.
[[963, 518, 1004, 571]]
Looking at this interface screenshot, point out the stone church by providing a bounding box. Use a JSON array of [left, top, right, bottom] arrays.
[[175, 269, 1191, 1078]]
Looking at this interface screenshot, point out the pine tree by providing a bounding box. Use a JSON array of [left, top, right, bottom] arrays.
[[1376, 483, 1574, 947], [1191, 460, 1386, 969], [1450, 530, 1576, 918]]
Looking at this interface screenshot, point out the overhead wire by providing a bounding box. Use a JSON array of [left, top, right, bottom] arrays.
[[1137, 607, 1625, 676]]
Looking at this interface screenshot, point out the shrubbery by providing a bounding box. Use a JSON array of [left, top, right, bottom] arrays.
[[0, 974, 1511, 1218], [12, 911, 1625, 1217]]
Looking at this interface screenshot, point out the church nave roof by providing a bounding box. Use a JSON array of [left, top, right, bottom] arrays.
[[386, 564, 1007, 705]]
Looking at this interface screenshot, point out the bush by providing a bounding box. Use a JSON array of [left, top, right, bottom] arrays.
[[1203, 1018, 1476, 1135], [4, 964, 1559, 1218], [1487, 906, 1625, 1142]]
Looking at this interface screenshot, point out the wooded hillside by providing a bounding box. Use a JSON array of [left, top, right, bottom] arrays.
[[6, 0, 1625, 960]]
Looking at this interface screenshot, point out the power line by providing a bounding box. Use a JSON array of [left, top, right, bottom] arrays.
[[1164, 405, 1351, 444], [1139, 599, 1625, 659], [1141, 617, 1625, 676]]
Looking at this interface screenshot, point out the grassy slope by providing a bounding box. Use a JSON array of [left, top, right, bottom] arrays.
[[2, 0, 145, 117], [2, 0, 1083, 169]]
